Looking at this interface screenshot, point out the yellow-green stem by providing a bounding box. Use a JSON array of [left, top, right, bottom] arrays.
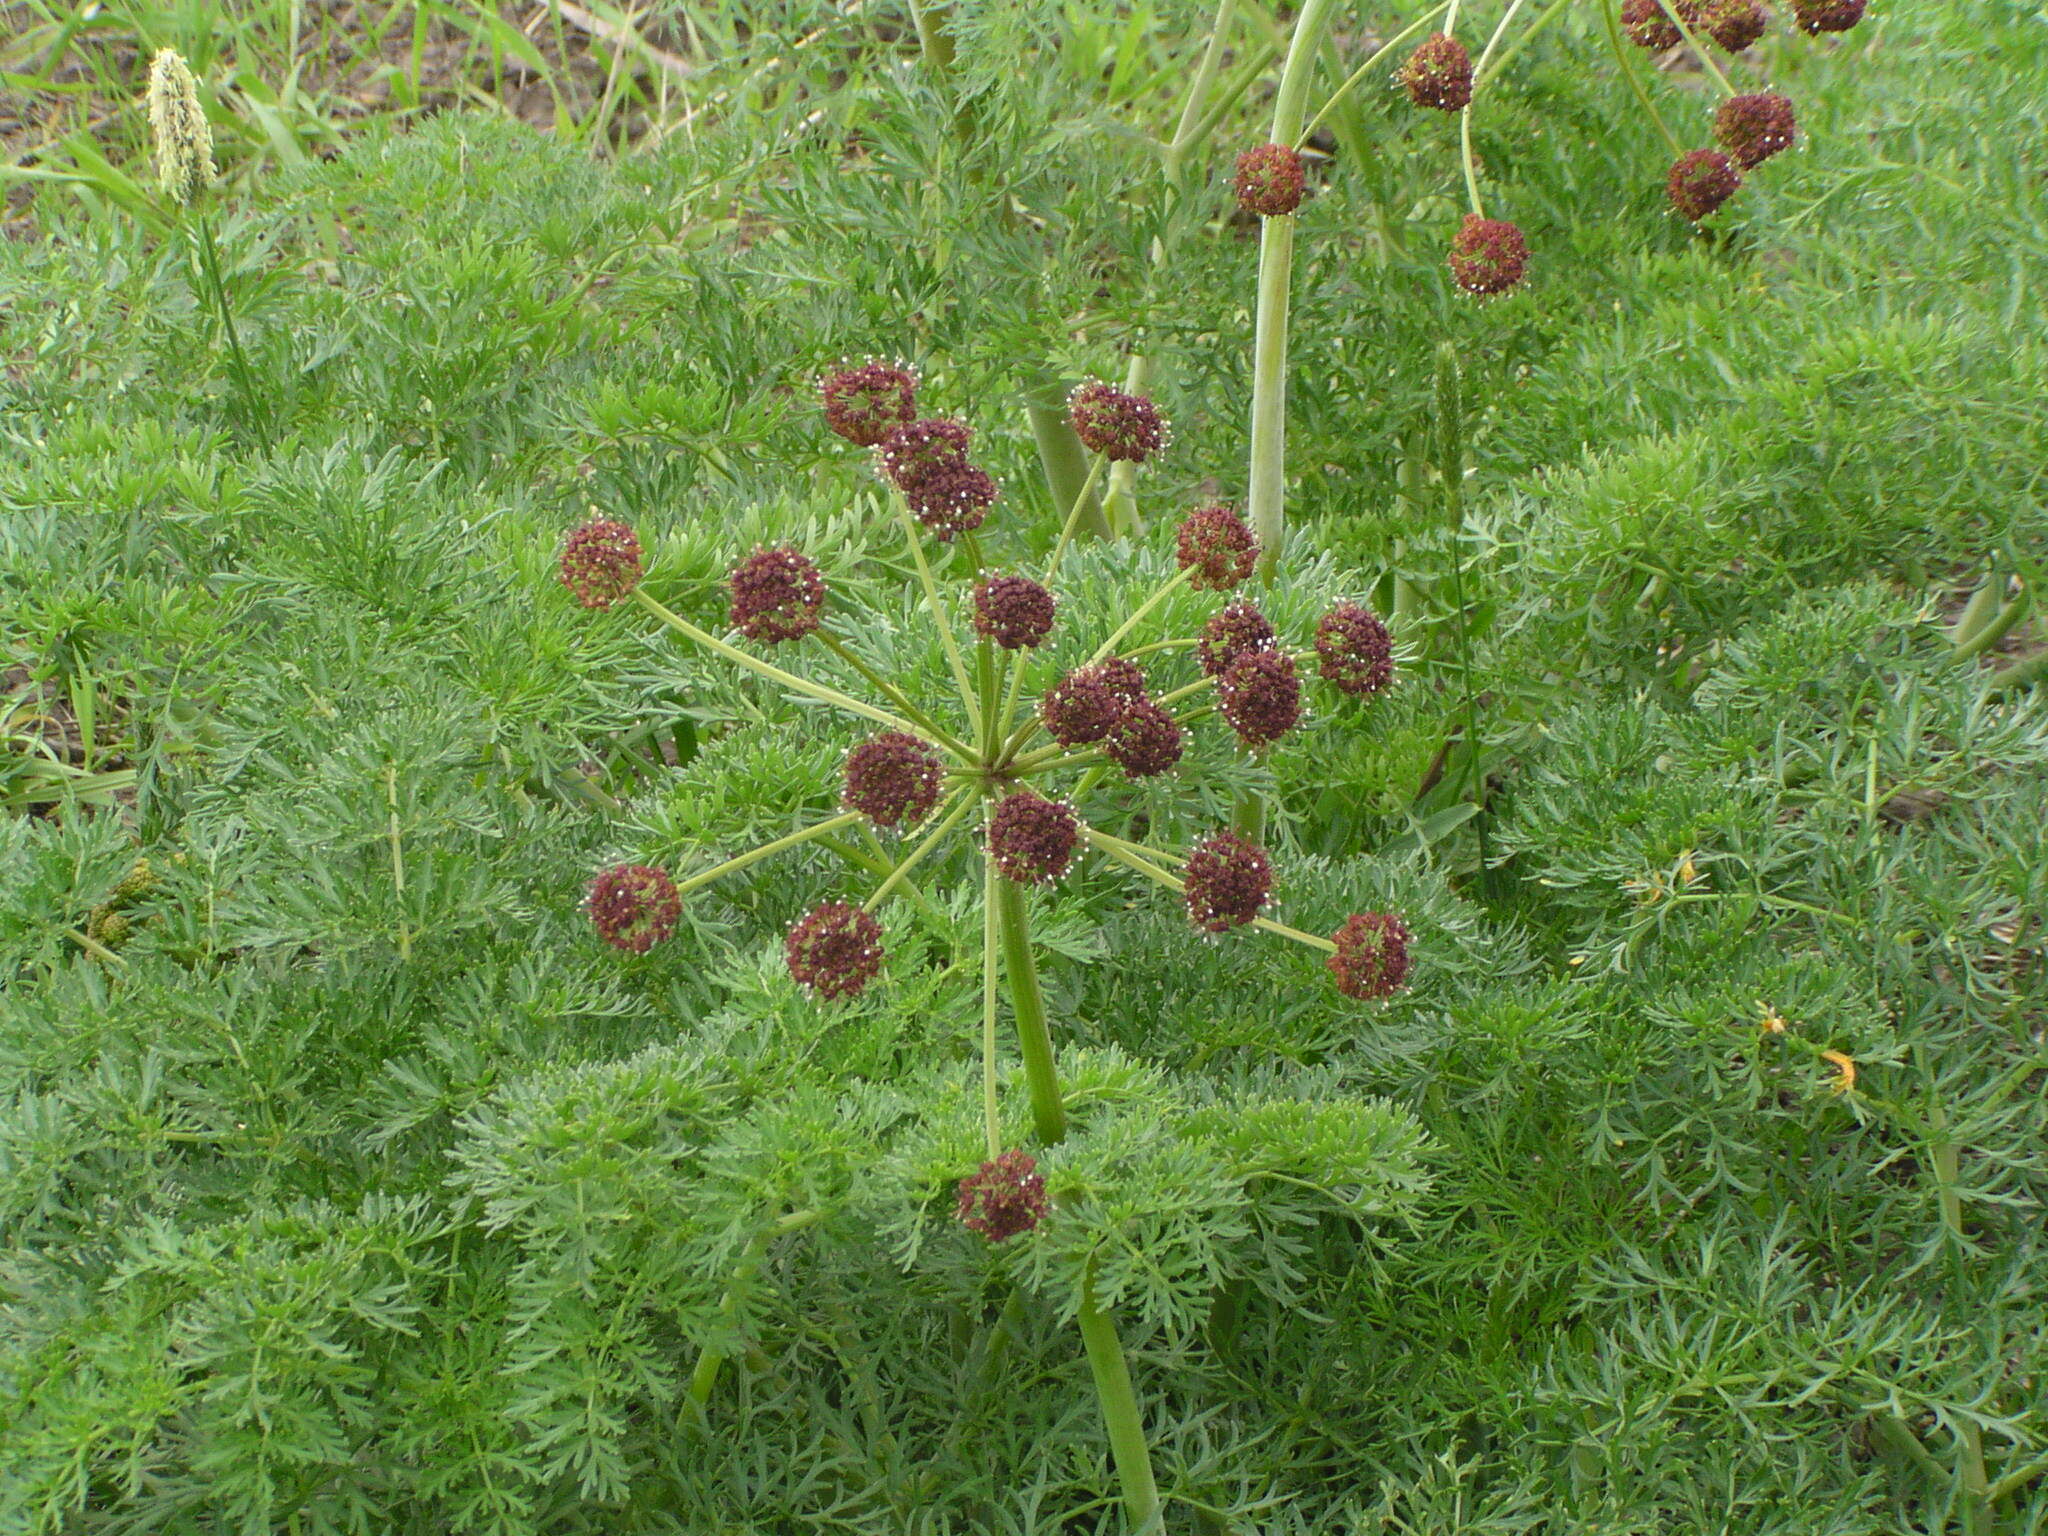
[[863, 791, 975, 912], [1090, 566, 1195, 666], [1077, 1255, 1162, 1531], [679, 812, 867, 899], [893, 498, 984, 738]]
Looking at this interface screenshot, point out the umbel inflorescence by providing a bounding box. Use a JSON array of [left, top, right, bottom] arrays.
[[562, 361, 1412, 1149], [1222, 0, 1866, 295]]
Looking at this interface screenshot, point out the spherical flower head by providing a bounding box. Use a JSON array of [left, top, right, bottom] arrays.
[[842, 731, 945, 829], [1792, 0, 1863, 31], [1398, 33, 1473, 112], [1713, 92, 1797, 167], [1183, 831, 1274, 933], [1328, 912, 1413, 1000], [1668, 148, 1743, 221], [558, 517, 643, 609], [1697, 0, 1767, 50], [1219, 648, 1302, 748], [729, 547, 826, 643], [1233, 143, 1305, 217], [1198, 599, 1277, 678], [1067, 381, 1169, 465], [1175, 505, 1260, 592], [1315, 602, 1395, 698], [904, 460, 999, 541], [785, 901, 885, 999], [1620, 0, 1687, 48], [821, 361, 918, 447], [587, 863, 682, 953], [1103, 698, 1184, 779], [146, 49, 215, 207], [877, 418, 973, 486], [956, 1149, 1049, 1242], [987, 791, 1080, 884], [972, 574, 1057, 649], [1448, 214, 1529, 297], [1041, 660, 1148, 746]]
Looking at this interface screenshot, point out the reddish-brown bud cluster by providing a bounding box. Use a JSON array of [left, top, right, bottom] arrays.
[[587, 863, 681, 953], [1218, 648, 1302, 748], [1792, 0, 1864, 31], [878, 419, 999, 540], [1399, 33, 1473, 111], [820, 360, 918, 447], [972, 574, 1057, 650], [1041, 659, 1148, 747], [1448, 214, 1529, 296], [1329, 912, 1413, 1000], [956, 1149, 1049, 1242], [1104, 698, 1184, 779], [842, 732, 945, 829], [1233, 143, 1305, 217], [1315, 603, 1396, 699], [1067, 382, 1169, 465], [1667, 148, 1743, 221], [1183, 831, 1274, 933], [1698, 0, 1767, 49], [1621, 0, 1686, 48], [559, 518, 643, 610], [1713, 92, 1796, 167], [1175, 505, 1260, 592], [1198, 600, 1277, 679], [988, 791, 1080, 884], [729, 547, 826, 643], [785, 901, 885, 999]]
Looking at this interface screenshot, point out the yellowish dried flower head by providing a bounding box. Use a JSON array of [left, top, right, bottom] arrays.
[[146, 48, 215, 207]]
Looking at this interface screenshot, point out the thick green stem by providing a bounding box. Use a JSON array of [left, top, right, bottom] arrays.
[[993, 874, 1067, 1145], [981, 853, 1003, 1158], [1247, 0, 1339, 580], [1028, 382, 1114, 542], [687, 1208, 822, 1412], [906, 0, 955, 70], [1078, 1257, 1162, 1532]]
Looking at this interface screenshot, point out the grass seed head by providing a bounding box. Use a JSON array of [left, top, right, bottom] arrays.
[[146, 49, 215, 207]]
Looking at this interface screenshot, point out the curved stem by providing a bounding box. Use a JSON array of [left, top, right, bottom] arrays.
[[632, 590, 930, 741], [993, 874, 1067, 1145], [677, 812, 868, 899], [1077, 1255, 1162, 1532], [863, 791, 975, 912], [1600, 0, 1683, 156], [819, 631, 972, 758]]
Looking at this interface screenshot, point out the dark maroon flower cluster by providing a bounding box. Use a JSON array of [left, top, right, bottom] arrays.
[[1792, 0, 1864, 32], [1218, 648, 1301, 748], [972, 574, 1057, 650], [820, 360, 918, 447], [729, 547, 826, 643], [559, 518, 643, 610], [1175, 505, 1259, 592], [786, 901, 885, 999], [1067, 382, 1169, 465], [1399, 33, 1473, 111], [878, 419, 999, 540], [1668, 148, 1742, 221], [1714, 92, 1797, 167], [1041, 659, 1148, 746], [1104, 699, 1184, 778], [957, 1149, 1049, 1242], [1698, 0, 1766, 49], [1315, 602, 1395, 699], [587, 863, 681, 953], [1198, 600, 1276, 679], [842, 732, 945, 829], [1233, 143, 1305, 217], [1328, 912, 1413, 1000], [988, 791, 1080, 884], [1183, 831, 1273, 933], [1448, 214, 1529, 296], [1621, 0, 1686, 48]]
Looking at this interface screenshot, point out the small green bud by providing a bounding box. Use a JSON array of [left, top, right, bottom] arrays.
[[146, 48, 215, 207]]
